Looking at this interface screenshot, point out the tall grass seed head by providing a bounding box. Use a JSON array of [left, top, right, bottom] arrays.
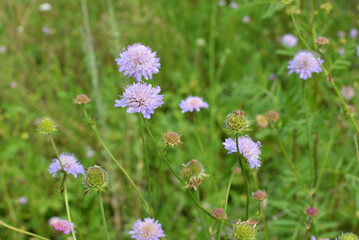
[[116, 43, 160, 81], [225, 110, 252, 134], [163, 131, 181, 147], [73, 94, 90, 105], [37, 117, 57, 134], [337, 233, 359, 240], [83, 165, 110, 194], [232, 219, 257, 240]]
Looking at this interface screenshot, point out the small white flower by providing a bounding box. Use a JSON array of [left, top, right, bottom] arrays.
[[39, 3, 52, 11]]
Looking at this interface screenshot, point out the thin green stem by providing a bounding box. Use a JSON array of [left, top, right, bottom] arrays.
[[64, 184, 77, 240], [98, 192, 111, 240], [278, 133, 311, 195], [196, 191, 209, 240], [91, 125, 152, 215], [217, 165, 236, 240], [236, 134, 250, 220], [259, 203, 271, 240], [139, 115, 152, 207], [49, 134, 65, 171], [0, 220, 50, 240]]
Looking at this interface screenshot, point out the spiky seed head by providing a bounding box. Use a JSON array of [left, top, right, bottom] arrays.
[[316, 37, 330, 46], [232, 220, 257, 240], [186, 159, 202, 176], [337, 233, 359, 240], [225, 110, 252, 134], [163, 131, 181, 147], [306, 207, 318, 217], [74, 94, 91, 105], [37, 117, 57, 134], [211, 208, 227, 220], [253, 190, 267, 201], [266, 111, 280, 122], [83, 165, 110, 194], [181, 159, 209, 190]]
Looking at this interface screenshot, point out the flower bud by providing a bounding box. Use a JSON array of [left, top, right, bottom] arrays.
[[225, 110, 252, 134], [74, 94, 90, 105], [316, 37, 330, 46], [37, 117, 57, 134], [232, 219, 257, 240], [83, 165, 110, 194], [253, 190, 267, 201], [163, 131, 181, 147], [211, 208, 227, 220], [266, 110, 280, 122], [256, 115, 268, 128], [305, 207, 318, 217], [337, 233, 359, 240], [181, 159, 209, 190]]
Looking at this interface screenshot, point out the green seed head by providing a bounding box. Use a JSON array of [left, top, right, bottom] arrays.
[[83, 165, 110, 194], [337, 233, 359, 240], [225, 110, 252, 134], [232, 220, 257, 240], [186, 159, 202, 177], [37, 117, 57, 134]]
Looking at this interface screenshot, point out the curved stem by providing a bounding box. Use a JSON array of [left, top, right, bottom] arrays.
[[98, 192, 111, 240], [217, 165, 236, 240], [64, 184, 77, 240], [139, 115, 152, 207], [92, 125, 152, 215], [235, 134, 250, 220], [0, 220, 50, 240]]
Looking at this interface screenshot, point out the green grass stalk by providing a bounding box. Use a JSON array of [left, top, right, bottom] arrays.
[[98, 191, 111, 240]]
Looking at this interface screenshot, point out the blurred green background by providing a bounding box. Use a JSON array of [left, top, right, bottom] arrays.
[[1, 0, 359, 239]]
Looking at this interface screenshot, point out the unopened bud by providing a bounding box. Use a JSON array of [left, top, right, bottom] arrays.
[[266, 110, 280, 122], [306, 207, 318, 217], [253, 190, 267, 201], [37, 117, 57, 134], [256, 115, 269, 128], [74, 94, 90, 105], [316, 36, 330, 46], [163, 131, 181, 147], [225, 110, 252, 134], [211, 208, 227, 220]]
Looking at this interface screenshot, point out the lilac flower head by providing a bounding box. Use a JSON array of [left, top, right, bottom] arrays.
[[129, 218, 165, 240], [116, 43, 160, 81], [52, 219, 76, 235], [223, 135, 262, 169], [311, 237, 330, 240], [287, 50, 323, 80], [179, 96, 209, 113], [357, 46, 359, 57], [281, 34, 298, 48], [114, 82, 164, 119], [48, 152, 85, 178], [341, 86, 355, 100], [350, 28, 358, 39]]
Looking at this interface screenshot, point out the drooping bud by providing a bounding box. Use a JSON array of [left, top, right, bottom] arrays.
[[37, 117, 57, 134], [316, 37, 330, 46], [305, 207, 318, 217], [83, 165, 110, 194], [232, 219, 257, 240], [253, 190, 267, 201], [181, 159, 209, 190], [211, 208, 227, 220], [265, 110, 280, 122], [256, 115, 268, 128], [337, 233, 359, 240], [225, 110, 252, 134], [74, 94, 91, 105], [163, 131, 181, 147]]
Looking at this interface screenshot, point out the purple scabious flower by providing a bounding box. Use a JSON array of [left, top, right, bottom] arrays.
[[116, 43, 160, 81], [114, 82, 164, 119], [350, 28, 358, 38], [179, 96, 209, 113], [281, 34, 298, 48], [287, 50, 324, 80], [223, 135, 262, 169], [48, 153, 85, 178], [52, 219, 76, 235], [129, 218, 165, 240]]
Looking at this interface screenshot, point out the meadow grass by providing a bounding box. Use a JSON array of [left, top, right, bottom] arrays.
[[1, 0, 359, 239]]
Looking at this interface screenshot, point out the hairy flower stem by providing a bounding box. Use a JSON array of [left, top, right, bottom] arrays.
[[144, 120, 232, 225], [259, 204, 271, 240], [98, 192, 111, 240], [236, 134, 250, 220], [196, 191, 209, 240], [91, 125, 152, 215], [305, 217, 313, 240], [0, 220, 50, 240], [64, 184, 77, 240], [217, 164, 237, 240], [139, 115, 152, 207]]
